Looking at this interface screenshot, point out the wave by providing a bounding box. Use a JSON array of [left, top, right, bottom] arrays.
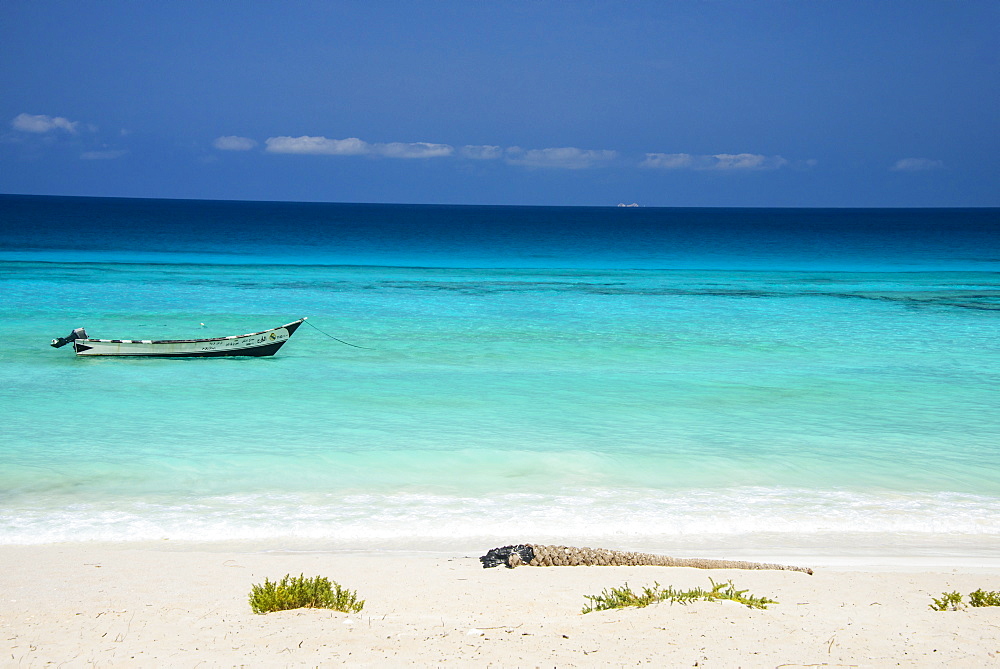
[[3, 487, 998, 546]]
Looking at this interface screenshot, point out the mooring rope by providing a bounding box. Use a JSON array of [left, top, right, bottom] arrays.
[[480, 544, 813, 575], [303, 319, 375, 350]]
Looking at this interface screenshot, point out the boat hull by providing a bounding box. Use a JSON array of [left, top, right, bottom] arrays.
[[71, 319, 305, 357]]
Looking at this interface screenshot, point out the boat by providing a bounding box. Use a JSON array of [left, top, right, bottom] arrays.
[[50, 318, 307, 357]]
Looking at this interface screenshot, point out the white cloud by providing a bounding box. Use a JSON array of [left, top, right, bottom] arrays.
[[12, 113, 79, 134], [642, 152, 789, 170], [505, 146, 617, 169], [461, 144, 502, 160], [264, 136, 454, 158], [890, 157, 944, 172], [213, 135, 257, 151], [713, 153, 788, 170], [640, 153, 694, 169], [376, 141, 453, 158], [80, 149, 128, 160], [256, 135, 802, 173], [265, 136, 370, 155]]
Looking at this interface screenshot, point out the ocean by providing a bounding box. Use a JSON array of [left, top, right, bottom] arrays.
[[1, 195, 998, 558]]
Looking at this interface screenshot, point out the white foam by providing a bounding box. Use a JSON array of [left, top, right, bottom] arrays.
[[3, 487, 999, 553]]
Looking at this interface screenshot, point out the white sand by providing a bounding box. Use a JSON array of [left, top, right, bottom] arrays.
[[3, 543, 999, 667]]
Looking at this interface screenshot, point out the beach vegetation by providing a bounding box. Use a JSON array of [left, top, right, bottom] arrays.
[[929, 588, 1000, 611], [249, 573, 364, 614], [968, 588, 1000, 607], [929, 591, 964, 611], [581, 578, 776, 614]]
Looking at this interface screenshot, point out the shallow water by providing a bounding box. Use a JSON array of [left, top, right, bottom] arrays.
[[1, 196, 998, 553]]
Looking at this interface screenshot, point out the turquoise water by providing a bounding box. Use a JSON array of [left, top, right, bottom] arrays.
[[1, 197, 998, 554]]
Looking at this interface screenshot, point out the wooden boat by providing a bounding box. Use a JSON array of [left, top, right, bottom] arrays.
[[50, 318, 307, 357]]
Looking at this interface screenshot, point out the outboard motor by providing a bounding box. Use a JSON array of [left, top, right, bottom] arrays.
[[51, 327, 88, 348]]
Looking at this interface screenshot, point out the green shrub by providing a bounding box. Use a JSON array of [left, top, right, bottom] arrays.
[[929, 591, 964, 611], [930, 588, 1000, 611], [249, 573, 364, 614], [968, 588, 1000, 608], [582, 578, 776, 614]]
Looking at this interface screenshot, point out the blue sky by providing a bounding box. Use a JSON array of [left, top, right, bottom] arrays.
[[1, 1, 997, 207]]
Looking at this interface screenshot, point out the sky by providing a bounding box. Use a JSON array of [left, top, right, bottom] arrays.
[[1, 0, 997, 207]]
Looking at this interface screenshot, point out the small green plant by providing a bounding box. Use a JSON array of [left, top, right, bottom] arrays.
[[929, 588, 1000, 611], [929, 591, 964, 611], [582, 578, 776, 614], [968, 588, 1000, 608], [249, 573, 364, 614]]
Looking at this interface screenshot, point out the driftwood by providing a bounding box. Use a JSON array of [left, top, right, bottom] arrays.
[[480, 544, 813, 575]]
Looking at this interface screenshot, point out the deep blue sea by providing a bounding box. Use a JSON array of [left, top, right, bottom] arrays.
[[2, 195, 998, 557]]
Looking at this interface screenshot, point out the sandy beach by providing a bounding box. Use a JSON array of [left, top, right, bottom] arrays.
[[3, 543, 999, 667]]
